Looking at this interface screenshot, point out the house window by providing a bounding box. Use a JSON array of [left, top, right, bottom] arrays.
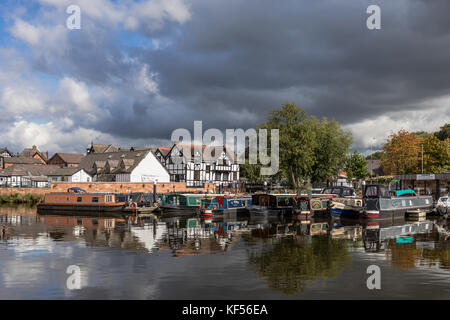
[[233, 172, 238, 181], [206, 165, 210, 173], [223, 172, 229, 181], [92, 197, 99, 203], [215, 172, 221, 181], [194, 170, 200, 181]]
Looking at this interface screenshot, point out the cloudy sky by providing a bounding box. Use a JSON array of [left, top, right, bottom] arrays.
[[0, 0, 449, 155]]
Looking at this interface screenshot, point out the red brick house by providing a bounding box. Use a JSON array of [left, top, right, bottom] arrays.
[[47, 153, 84, 168]]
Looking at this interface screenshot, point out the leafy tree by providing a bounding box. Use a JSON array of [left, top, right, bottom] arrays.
[[434, 123, 450, 141], [365, 151, 384, 160], [422, 135, 450, 173], [240, 157, 262, 182], [381, 129, 421, 175], [345, 150, 369, 182], [260, 102, 317, 190], [309, 117, 353, 183]]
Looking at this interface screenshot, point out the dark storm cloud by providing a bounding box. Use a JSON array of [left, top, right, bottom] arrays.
[[16, 0, 450, 144], [132, 0, 450, 133]]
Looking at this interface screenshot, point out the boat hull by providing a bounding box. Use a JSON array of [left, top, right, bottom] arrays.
[[159, 204, 199, 216], [330, 208, 362, 219], [212, 207, 249, 217], [37, 204, 126, 217]]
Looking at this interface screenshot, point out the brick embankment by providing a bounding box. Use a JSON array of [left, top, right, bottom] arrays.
[[0, 188, 49, 197], [49, 182, 217, 194]]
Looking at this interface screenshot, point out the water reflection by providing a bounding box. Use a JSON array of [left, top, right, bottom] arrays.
[[0, 206, 449, 298]]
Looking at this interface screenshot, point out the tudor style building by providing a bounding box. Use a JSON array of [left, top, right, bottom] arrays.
[[156, 143, 240, 188]]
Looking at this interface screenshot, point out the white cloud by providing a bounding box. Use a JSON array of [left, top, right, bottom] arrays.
[[345, 97, 450, 152], [0, 85, 47, 117], [10, 19, 41, 45], [36, 0, 191, 31]]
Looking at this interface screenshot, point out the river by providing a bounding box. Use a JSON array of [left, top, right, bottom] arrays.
[[0, 205, 449, 299]]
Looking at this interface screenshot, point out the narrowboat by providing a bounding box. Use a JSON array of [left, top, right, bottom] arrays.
[[37, 188, 127, 217], [159, 193, 220, 215], [328, 197, 363, 219], [159, 193, 203, 215], [249, 194, 296, 217], [200, 196, 251, 217], [360, 184, 433, 220], [293, 193, 335, 217]]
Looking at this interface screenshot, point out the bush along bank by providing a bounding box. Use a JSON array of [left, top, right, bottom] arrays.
[[0, 193, 43, 204]]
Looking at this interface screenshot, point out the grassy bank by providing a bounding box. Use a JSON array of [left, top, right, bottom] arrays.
[[0, 193, 43, 204]]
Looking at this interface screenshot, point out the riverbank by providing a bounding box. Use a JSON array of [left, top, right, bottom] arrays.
[[0, 193, 43, 204]]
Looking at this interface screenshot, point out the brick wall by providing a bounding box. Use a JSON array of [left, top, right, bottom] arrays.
[[0, 182, 217, 197], [0, 188, 50, 197], [49, 182, 217, 194]]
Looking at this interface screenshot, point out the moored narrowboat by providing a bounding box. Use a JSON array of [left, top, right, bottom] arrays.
[[328, 197, 363, 219], [159, 193, 221, 215], [360, 184, 433, 220], [37, 188, 127, 217], [249, 194, 296, 217], [200, 196, 251, 217]]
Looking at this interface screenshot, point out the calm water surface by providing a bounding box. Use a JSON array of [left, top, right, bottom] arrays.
[[0, 205, 449, 299]]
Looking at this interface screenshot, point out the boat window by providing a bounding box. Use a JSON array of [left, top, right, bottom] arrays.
[[322, 188, 332, 194], [342, 188, 354, 196], [331, 188, 341, 195], [365, 186, 378, 197], [77, 197, 82, 202], [278, 197, 295, 206], [92, 197, 99, 203]]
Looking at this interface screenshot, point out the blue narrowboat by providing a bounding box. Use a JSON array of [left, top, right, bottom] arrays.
[[200, 196, 251, 217]]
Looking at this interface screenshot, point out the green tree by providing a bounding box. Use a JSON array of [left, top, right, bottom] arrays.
[[239, 157, 262, 182], [422, 135, 450, 173], [260, 102, 317, 190], [434, 123, 450, 141], [365, 151, 384, 160], [345, 150, 369, 182], [309, 117, 353, 183]]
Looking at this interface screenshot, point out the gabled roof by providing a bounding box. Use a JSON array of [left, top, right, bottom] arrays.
[[48, 153, 84, 164], [20, 146, 48, 161], [156, 147, 171, 158], [0, 148, 13, 156], [3, 157, 43, 165], [0, 164, 59, 177], [88, 144, 119, 154], [79, 149, 153, 175], [47, 167, 87, 176]]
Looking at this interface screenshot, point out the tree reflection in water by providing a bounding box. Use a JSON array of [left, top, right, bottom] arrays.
[[247, 235, 351, 294]]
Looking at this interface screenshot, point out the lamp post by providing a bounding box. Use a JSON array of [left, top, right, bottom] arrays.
[[421, 143, 424, 174], [370, 137, 376, 183]]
